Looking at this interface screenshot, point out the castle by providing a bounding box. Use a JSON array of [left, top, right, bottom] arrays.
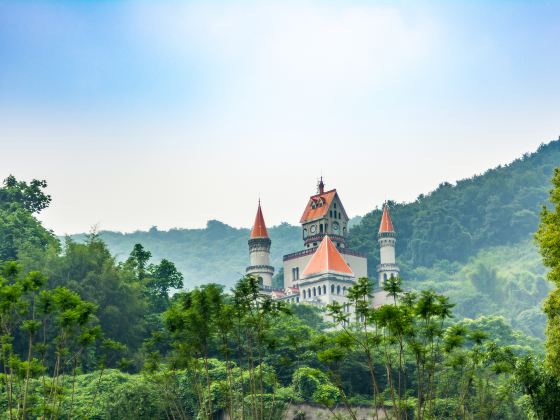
[[246, 179, 399, 310]]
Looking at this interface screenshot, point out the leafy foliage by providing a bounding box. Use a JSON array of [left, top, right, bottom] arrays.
[[349, 141, 560, 272], [535, 168, 560, 377]]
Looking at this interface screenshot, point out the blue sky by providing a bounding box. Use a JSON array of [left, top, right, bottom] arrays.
[[1, 0, 559, 234]]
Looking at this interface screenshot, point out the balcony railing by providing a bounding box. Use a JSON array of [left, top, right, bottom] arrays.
[[283, 247, 367, 261]]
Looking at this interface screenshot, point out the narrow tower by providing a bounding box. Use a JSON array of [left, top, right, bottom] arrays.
[[376, 204, 399, 287], [246, 201, 274, 289]]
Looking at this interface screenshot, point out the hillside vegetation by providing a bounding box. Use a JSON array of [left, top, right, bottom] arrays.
[[1, 142, 560, 419], [77, 140, 560, 338]]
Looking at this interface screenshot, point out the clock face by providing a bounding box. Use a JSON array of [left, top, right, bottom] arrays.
[[333, 221, 339, 231], [310, 225, 317, 234]]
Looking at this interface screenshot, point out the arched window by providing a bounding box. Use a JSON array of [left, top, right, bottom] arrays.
[[384, 273, 388, 281], [303, 290, 306, 299], [343, 286, 346, 295], [331, 284, 335, 294], [323, 285, 326, 294], [303, 228, 307, 239], [313, 287, 317, 297], [337, 285, 341, 295], [318, 286, 321, 296], [320, 224, 324, 233]]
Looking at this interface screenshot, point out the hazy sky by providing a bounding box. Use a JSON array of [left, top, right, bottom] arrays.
[[1, 0, 559, 235]]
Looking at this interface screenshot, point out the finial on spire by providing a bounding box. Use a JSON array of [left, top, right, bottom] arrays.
[[317, 176, 325, 194]]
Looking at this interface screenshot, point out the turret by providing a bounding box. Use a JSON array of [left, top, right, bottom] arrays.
[[246, 201, 274, 288], [376, 204, 399, 287]]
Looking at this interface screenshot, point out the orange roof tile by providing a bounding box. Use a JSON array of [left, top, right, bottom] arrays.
[[300, 189, 348, 223], [302, 235, 354, 277], [250, 203, 269, 239], [379, 205, 395, 233]]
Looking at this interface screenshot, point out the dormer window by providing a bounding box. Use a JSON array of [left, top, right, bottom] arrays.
[[334, 203, 337, 209]]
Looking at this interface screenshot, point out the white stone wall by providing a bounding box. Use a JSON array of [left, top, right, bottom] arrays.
[[283, 253, 313, 288], [379, 237, 396, 265], [250, 249, 271, 267], [344, 254, 367, 278]]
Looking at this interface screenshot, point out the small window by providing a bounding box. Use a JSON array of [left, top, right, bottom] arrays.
[[338, 212, 341, 219], [330, 210, 333, 217], [331, 284, 335, 293], [318, 287, 321, 295], [337, 285, 341, 295], [303, 289, 306, 298], [334, 203, 337, 209], [323, 285, 326, 294], [384, 273, 388, 281], [313, 287, 317, 297], [313, 242, 317, 246]]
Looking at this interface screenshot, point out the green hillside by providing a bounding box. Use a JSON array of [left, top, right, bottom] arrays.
[[70, 139, 560, 337], [70, 221, 302, 288]]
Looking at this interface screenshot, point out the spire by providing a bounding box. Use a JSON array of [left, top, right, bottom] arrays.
[[317, 176, 325, 194], [250, 202, 269, 239], [378, 204, 395, 233], [302, 235, 353, 277]]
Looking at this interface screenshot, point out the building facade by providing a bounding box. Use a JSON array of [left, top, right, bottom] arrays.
[[246, 179, 399, 309]]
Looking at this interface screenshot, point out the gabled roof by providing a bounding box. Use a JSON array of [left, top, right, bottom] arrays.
[[379, 205, 395, 233], [250, 203, 269, 239], [302, 235, 354, 277], [299, 189, 348, 223]]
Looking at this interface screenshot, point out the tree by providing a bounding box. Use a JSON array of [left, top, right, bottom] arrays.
[[0, 176, 57, 262], [127, 243, 152, 281], [0, 175, 52, 214], [535, 168, 560, 377], [146, 259, 184, 312]]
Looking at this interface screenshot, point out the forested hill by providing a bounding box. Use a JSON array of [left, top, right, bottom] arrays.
[[349, 139, 560, 275], [79, 140, 560, 289], [71, 221, 301, 288]]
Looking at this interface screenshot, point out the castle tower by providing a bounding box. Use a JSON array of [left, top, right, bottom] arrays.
[[376, 204, 399, 287], [299, 178, 350, 250], [246, 201, 274, 288]]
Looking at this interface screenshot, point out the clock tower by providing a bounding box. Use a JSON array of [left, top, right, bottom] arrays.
[[282, 178, 367, 288], [299, 177, 349, 250]]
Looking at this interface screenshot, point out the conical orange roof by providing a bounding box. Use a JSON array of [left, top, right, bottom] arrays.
[[250, 202, 269, 239], [302, 235, 353, 277], [379, 205, 395, 233]]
